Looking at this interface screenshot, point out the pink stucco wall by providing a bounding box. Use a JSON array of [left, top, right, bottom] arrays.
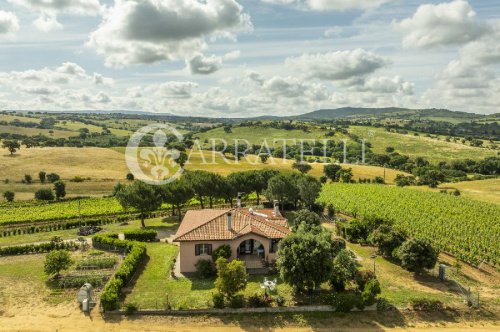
[[178, 233, 278, 273]]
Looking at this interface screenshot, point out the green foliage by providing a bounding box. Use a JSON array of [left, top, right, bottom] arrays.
[[0, 240, 79, 256], [214, 258, 248, 299], [76, 257, 116, 270], [2, 139, 20, 155], [46, 173, 60, 183], [332, 293, 361, 313], [228, 294, 245, 308], [368, 224, 406, 257], [290, 209, 321, 231], [410, 298, 444, 311], [395, 174, 416, 187], [124, 302, 138, 314], [44, 249, 73, 277], [35, 188, 54, 201], [24, 174, 32, 184], [330, 249, 358, 292], [264, 173, 300, 206], [123, 229, 157, 242], [319, 184, 500, 266], [56, 273, 107, 288], [277, 226, 334, 292], [323, 164, 342, 182], [212, 244, 232, 263], [292, 161, 312, 174], [297, 175, 321, 209], [195, 259, 216, 278], [345, 217, 387, 243], [94, 234, 147, 311], [3, 190, 14, 202], [338, 168, 354, 183], [395, 238, 438, 273], [354, 270, 376, 291], [212, 293, 225, 309], [361, 279, 381, 305], [53, 180, 66, 200], [126, 173, 134, 181], [38, 171, 46, 183], [247, 293, 270, 308], [115, 181, 163, 227]]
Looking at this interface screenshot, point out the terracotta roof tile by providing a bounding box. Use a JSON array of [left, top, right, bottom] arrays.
[[173, 208, 290, 242]]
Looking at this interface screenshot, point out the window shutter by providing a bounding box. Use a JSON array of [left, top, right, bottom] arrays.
[[195, 244, 200, 256]]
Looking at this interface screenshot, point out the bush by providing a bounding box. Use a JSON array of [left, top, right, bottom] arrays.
[[47, 173, 60, 183], [395, 238, 438, 273], [410, 298, 444, 311], [228, 294, 245, 308], [247, 293, 269, 308], [123, 229, 157, 242], [212, 244, 231, 262], [126, 173, 134, 181], [332, 293, 358, 313], [3, 190, 14, 202], [195, 259, 215, 278], [376, 298, 394, 311], [76, 257, 116, 270], [35, 188, 54, 201], [124, 303, 138, 314], [355, 270, 376, 291], [212, 293, 225, 309], [361, 279, 381, 306], [275, 295, 285, 307], [44, 250, 73, 277], [0, 240, 79, 256]]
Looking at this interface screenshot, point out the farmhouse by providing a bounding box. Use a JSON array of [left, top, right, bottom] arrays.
[[173, 206, 290, 274]]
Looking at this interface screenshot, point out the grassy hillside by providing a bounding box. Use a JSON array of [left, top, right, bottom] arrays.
[[194, 124, 348, 146], [410, 178, 500, 205], [319, 183, 500, 266], [348, 126, 497, 162]]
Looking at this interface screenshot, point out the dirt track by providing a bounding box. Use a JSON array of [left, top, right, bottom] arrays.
[[0, 304, 498, 332]]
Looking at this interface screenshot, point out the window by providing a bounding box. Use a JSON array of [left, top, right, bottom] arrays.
[[195, 244, 212, 256], [270, 239, 280, 253]]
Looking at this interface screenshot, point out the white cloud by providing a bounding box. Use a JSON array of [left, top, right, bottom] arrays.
[[17, 85, 60, 95], [186, 53, 223, 75], [395, 0, 489, 49], [8, 0, 102, 16], [0, 11, 19, 35], [32, 14, 62, 32], [157, 81, 198, 99], [87, 0, 252, 68], [354, 76, 414, 95], [93, 73, 114, 85], [262, 0, 392, 11], [286, 49, 389, 81], [324, 26, 342, 37], [56, 62, 86, 76]]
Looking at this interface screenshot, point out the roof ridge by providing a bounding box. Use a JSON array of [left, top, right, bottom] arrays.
[[253, 217, 290, 236], [173, 208, 232, 241]]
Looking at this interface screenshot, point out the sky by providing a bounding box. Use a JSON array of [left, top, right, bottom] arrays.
[[0, 0, 499, 117]]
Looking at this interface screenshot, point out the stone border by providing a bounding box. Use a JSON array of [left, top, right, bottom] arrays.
[[106, 304, 378, 315]]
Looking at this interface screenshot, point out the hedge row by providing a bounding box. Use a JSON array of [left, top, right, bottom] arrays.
[[0, 216, 128, 238], [123, 229, 158, 242], [0, 240, 79, 256], [92, 234, 147, 311]]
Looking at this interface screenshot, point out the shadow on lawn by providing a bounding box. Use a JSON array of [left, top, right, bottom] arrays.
[[189, 277, 215, 291]]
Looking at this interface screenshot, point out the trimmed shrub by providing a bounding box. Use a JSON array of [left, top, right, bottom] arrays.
[[0, 240, 78, 256], [228, 294, 245, 308], [212, 293, 225, 309], [195, 259, 215, 278], [123, 229, 157, 242], [94, 234, 147, 311], [332, 293, 359, 313]]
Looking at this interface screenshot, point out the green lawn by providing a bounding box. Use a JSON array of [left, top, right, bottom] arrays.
[[123, 242, 294, 310]]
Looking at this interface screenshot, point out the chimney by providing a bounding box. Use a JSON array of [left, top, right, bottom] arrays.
[[273, 200, 280, 217], [227, 212, 233, 231], [237, 192, 242, 209]]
